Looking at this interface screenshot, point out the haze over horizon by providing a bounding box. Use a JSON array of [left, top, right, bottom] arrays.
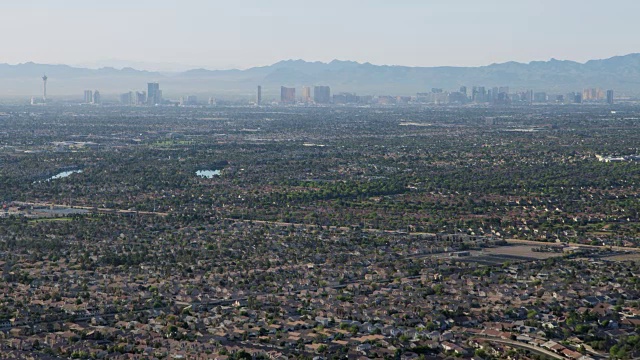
[[1, 52, 634, 74], [1, 0, 638, 71], [49, 52, 640, 73]]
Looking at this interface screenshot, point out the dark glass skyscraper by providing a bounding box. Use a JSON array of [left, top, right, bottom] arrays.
[[607, 90, 614, 105], [93, 90, 101, 105], [147, 83, 162, 105], [314, 86, 331, 104], [257, 85, 262, 105]]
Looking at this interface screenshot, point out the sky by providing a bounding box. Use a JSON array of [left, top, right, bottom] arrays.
[[0, 0, 638, 71]]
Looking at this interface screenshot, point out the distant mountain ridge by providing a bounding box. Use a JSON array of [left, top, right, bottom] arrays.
[[2, 54, 640, 98]]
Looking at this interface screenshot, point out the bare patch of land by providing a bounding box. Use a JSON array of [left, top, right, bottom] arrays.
[[482, 245, 564, 259], [599, 253, 640, 262]]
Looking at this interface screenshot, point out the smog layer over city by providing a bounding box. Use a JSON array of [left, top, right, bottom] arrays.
[[1, 1, 640, 360]]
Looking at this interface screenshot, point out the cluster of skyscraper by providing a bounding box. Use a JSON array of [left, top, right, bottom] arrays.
[[119, 83, 163, 106], [23, 73, 619, 107], [414, 86, 615, 105], [267, 84, 616, 106], [260, 85, 332, 105], [179, 95, 199, 106], [83, 90, 101, 105], [54, 76, 613, 107]]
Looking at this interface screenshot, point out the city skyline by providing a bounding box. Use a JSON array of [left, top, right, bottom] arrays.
[[4, 52, 639, 101], [1, 1, 639, 70], [28, 74, 622, 106], [99, 81, 617, 106]]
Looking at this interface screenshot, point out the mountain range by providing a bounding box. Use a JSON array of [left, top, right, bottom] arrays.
[[2, 54, 640, 99]]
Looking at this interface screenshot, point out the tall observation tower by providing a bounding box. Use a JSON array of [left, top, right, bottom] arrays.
[[42, 74, 48, 102]]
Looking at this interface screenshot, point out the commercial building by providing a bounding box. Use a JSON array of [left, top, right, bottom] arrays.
[[147, 82, 162, 105], [280, 86, 296, 104], [583, 88, 604, 101], [84, 90, 93, 104], [333, 92, 359, 104], [472, 86, 486, 103], [449, 91, 468, 104], [314, 86, 331, 104], [180, 95, 198, 106], [301, 86, 311, 103], [136, 91, 147, 105], [573, 92, 583, 104], [120, 92, 133, 105], [256, 86, 262, 105], [533, 92, 547, 103], [607, 90, 614, 105]]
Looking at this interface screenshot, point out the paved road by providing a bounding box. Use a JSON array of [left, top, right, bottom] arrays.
[[507, 238, 640, 253], [13, 201, 168, 216], [472, 336, 566, 360]]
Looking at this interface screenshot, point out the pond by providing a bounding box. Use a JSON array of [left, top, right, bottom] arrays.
[[47, 170, 83, 181], [196, 170, 221, 179]]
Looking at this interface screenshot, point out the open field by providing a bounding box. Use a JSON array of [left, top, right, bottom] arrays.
[[598, 253, 640, 262], [27, 217, 73, 223], [482, 245, 564, 259], [430, 244, 565, 266], [508, 239, 640, 253]]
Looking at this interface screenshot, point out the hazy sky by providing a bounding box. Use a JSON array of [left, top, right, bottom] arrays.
[[1, 0, 638, 70]]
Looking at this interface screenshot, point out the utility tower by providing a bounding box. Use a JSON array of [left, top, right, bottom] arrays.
[[42, 74, 48, 102]]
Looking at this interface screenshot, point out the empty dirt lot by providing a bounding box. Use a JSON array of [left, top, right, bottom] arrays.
[[481, 245, 565, 259]]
